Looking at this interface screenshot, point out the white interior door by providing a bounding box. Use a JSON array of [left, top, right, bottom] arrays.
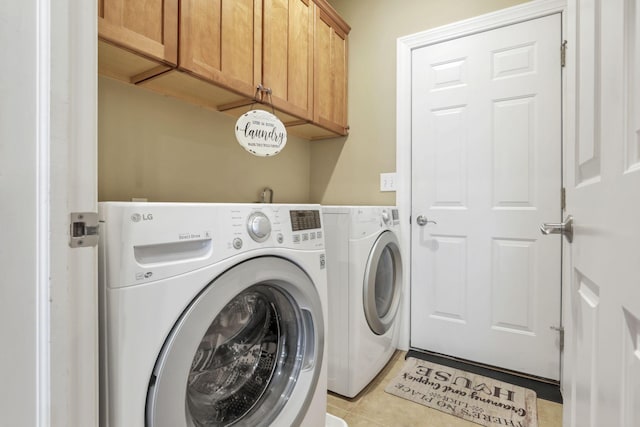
[[410, 13, 563, 380], [1, 3, 45, 424], [0, 1, 98, 426], [562, 0, 640, 425]]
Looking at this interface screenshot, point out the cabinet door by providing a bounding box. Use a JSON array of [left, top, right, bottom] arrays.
[[98, 0, 177, 65], [180, 0, 260, 99], [314, 6, 348, 135], [262, 0, 314, 120]]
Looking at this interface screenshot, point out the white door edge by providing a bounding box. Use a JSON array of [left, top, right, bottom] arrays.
[[36, 0, 52, 424], [395, 0, 567, 362], [50, 0, 99, 425]]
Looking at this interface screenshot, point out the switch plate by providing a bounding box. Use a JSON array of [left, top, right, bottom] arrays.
[[380, 172, 397, 192]]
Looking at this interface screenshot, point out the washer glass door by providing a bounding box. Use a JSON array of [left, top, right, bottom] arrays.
[[147, 257, 323, 427], [363, 231, 403, 335]]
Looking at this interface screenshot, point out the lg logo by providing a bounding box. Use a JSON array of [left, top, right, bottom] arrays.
[[131, 213, 154, 222]]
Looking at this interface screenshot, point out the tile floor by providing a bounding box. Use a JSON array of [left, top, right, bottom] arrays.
[[327, 351, 563, 427]]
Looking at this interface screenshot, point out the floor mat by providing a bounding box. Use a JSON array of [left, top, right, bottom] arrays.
[[384, 357, 538, 427]]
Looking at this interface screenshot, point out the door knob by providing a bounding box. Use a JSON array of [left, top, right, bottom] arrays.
[[416, 215, 437, 226], [540, 215, 573, 243]]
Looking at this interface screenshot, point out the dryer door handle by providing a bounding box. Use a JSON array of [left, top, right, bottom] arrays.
[[301, 309, 316, 371]]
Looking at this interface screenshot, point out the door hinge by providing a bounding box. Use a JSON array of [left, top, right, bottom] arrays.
[[561, 187, 566, 210], [561, 40, 567, 67], [69, 212, 99, 248], [550, 326, 565, 352]]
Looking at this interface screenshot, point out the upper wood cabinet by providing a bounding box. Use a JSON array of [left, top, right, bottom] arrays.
[[178, 0, 314, 121], [179, 0, 259, 99], [261, 0, 314, 121], [313, 0, 349, 135], [98, 0, 178, 82], [98, 0, 350, 139]]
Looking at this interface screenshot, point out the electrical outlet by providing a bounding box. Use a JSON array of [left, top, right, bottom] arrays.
[[380, 172, 397, 192]]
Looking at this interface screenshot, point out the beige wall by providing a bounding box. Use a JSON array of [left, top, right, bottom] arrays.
[[310, 0, 531, 205], [99, 77, 311, 203], [100, 1, 531, 206]]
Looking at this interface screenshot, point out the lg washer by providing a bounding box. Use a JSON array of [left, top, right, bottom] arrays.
[[99, 203, 328, 426], [322, 206, 403, 398]]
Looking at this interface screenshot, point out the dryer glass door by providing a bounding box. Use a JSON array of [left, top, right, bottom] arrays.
[[363, 231, 403, 335], [374, 247, 396, 317], [146, 257, 324, 427]]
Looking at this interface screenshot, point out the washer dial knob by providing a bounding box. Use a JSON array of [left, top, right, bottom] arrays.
[[247, 212, 271, 242]]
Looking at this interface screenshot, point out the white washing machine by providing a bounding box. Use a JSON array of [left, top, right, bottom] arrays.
[[321, 206, 403, 398], [99, 202, 328, 427]]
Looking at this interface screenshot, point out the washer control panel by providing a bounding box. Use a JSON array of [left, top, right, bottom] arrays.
[[99, 202, 325, 288], [290, 209, 322, 231], [231, 205, 324, 250], [289, 209, 322, 245]]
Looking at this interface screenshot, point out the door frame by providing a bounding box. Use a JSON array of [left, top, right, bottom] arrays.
[[395, 0, 567, 369]]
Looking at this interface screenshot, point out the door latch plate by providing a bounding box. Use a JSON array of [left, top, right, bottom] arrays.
[[69, 212, 99, 248]]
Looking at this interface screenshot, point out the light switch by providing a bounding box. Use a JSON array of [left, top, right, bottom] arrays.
[[380, 172, 397, 192]]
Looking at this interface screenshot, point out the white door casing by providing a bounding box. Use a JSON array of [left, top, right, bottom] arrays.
[[408, 11, 562, 380], [562, 0, 640, 426]]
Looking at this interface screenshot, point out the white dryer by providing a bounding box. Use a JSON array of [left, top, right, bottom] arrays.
[[99, 202, 328, 427], [321, 206, 403, 398]]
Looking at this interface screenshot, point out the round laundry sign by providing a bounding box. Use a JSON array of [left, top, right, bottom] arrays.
[[235, 110, 287, 157]]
